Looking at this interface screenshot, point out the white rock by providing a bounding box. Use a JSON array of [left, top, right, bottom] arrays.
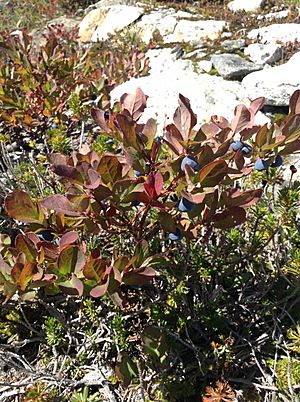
[[183, 49, 207, 59], [165, 19, 226, 43], [227, 0, 264, 13], [78, 5, 143, 42], [247, 23, 300, 45], [111, 72, 248, 131], [145, 48, 193, 74], [244, 43, 282, 65], [133, 9, 178, 43], [198, 60, 213, 73], [211, 53, 262, 80], [175, 10, 195, 19], [242, 51, 300, 106], [110, 46, 271, 129], [257, 9, 290, 21]]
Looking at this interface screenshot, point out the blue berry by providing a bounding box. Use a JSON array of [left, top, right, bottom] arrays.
[[168, 228, 183, 241], [271, 155, 283, 168], [169, 193, 179, 202], [181, 156, 200, 172], [255, 159, 268, 171], [231, 141, 244, 151], [242, 145, 252, 155], [37, 230, 54, 242], [178, 198, 195, 212], [134, 170, 142, 177]]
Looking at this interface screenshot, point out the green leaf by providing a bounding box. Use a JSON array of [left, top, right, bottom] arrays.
[[116, 114, 141, 150], [15, 235, 37, 263], [58, 273, 84, 296], [158, 211, 177, 233], [83, 257, 108, 282], [142, 326, 168, 363], [143, 118, 157, 149], [98, 155, 123, 185], [57, 246, 86, 276], [115, 352, 138, 387], [133, 240, 149, 268], [19, 262, 37, 291], [255, 124, 269, 148]]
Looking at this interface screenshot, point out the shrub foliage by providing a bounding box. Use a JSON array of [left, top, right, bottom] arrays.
[[0, 88, 300, 400]]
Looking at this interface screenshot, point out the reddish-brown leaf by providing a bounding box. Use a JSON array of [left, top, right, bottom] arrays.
[[58, 273, 84, 297], [173, 94, 197, 141], [5, 190, 41, 223], [199, 160, 228, 187], [59, 231, 79, 251], [120, 87, 148, 120], [289, 90, 300, 115], [213, 206, 246, 229], [231, 104, 251, 133]]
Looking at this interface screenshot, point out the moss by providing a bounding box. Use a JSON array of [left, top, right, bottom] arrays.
[[267, 358, 300, 389]]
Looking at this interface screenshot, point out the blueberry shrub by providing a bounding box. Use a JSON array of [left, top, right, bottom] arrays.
[[0, 88, 300, 401]]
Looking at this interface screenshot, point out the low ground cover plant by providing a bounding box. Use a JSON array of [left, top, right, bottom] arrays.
[[0, 26, 149, 155], [0, 88, 300, 400]]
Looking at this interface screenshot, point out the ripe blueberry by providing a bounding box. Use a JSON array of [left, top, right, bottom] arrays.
[[37, 230, 54, 242], [169, 193, 179, 203], [271, 155, 283, 168], [178, 198, 195, 212], [242, 145, 252, 155], [255, 159, 268, 171], [168, 228, 183, 241], [181, 156, 200, 172], [231, 141, 244, 151]]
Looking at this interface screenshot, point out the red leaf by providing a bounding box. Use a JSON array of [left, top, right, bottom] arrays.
[[58, 273, 84, 296], [120, 87, 148, 121], [59, 231, 79, 251], [52, 164, 84, 183], [90, 276, 110, 297], [173, 94, 197, 141], [231, 104, 251, 134], [91, 108, 111, 132], [289, 90, 300, 115], [164, 124, 184, 155], [213, 207, 246, 229], [249, 97, 265, 116], [42, 195, 78, 215], [47, 153, 68, 166], [154, 172, 163, 196], [199, 160, 228, 187], [5, 190, 42, 223]]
